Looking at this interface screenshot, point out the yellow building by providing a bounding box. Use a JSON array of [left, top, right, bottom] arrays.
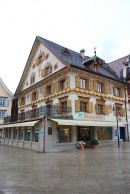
[[2, 36, 127, 152]]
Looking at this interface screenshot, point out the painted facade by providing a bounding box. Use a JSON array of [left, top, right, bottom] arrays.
[[1, 37, 128, 152]]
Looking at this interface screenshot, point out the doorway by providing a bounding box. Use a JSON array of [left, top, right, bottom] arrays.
[[120, 127, 125, 141], [77, 126, 91, 141]]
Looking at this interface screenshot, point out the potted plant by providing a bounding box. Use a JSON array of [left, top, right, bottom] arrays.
[[77, 141, 85, 150], [91, 140, 100, 149]]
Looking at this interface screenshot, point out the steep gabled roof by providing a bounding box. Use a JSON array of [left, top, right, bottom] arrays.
[[15, 36, 123, 95], [0, 78, 13, 97], [108, 55, 128, 78]]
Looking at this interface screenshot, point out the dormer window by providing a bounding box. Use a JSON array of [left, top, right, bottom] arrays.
[[93, 64, 98, 71], [61, 48, 71, 56]]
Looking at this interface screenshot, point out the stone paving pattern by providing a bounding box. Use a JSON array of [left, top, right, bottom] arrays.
[[0, 142, 130, 194]]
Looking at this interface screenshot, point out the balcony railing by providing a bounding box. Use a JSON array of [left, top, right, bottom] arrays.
[[4, 105, 72, 123]]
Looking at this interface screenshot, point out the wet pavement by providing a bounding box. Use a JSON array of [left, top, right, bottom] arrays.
[[0, 143, 130, 194]]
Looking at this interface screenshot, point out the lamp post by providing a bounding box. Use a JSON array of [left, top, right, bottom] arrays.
[[116, 106, 120, 148]]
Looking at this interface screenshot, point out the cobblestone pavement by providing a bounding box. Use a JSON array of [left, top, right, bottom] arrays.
[[0, 143, 130, 194]]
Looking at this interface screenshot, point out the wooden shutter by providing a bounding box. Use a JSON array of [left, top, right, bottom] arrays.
[[113, 87, 116, 96], [104, 105, 109, 115], [113, 106, 116, 116], [67, 100, 71, 108], [35, 57, 39, 66], [65, 76, 70, 89], [75, 100, 80, 112], [104, 83, 109, 94], [88, 79, 93, 91], [88, 102, 93, 113], [95, 104, 98, 114], [120, 88, 125, 98], [94, 80, 98, 92], [36, 91, 38, 100], [121, 107, 125, 117], [42, 52, 45, 61], [43, 87, 46, 97], [55, 81, 58, 92], [30, 93, 32, 102], [51, 83, 55, 94], [41, 68, 45, 77], [75, 76, 80, 88]]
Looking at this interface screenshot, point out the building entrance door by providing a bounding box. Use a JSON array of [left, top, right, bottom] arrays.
[[120, 127, 125, 141], [77, 126, 91, 141]]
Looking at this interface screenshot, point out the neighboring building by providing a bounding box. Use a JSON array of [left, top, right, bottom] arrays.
[[1, 36, 127, 152], [0, 78, 13, 137]]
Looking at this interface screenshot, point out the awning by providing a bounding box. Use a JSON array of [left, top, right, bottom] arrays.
[[48, 119, 126, 127], [2, 120, 40, 128]]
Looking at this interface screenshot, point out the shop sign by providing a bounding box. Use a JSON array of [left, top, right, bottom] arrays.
[[76, 112, 105, 120]]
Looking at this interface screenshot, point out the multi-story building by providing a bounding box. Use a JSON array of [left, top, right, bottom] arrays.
[[1, 36, 127, 152], [0, 78, 13, 137]]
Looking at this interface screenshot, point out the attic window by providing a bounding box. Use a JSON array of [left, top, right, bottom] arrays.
[[61, 48, 71, 56], [93, 63, 98, 71]]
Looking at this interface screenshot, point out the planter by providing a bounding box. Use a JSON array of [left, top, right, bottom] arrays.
[[93, 145, 97, 149], [80, 145, 85, 150]]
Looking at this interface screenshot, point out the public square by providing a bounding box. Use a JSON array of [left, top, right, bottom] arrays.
[[0, 142, 130, 194]]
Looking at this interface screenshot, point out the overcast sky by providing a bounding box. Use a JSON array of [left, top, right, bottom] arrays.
[[0, 0, 130, 93]]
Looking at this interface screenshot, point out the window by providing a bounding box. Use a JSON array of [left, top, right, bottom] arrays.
[[32, 128, 39, 142], [46, 67, 51, 76], [0, 110, 6, 119], [25, 129, 30, 141], [0, 97, 7, 106], [46, 85, 51, 95], [21, 97, 25, 106], [97, 104, 104, 114], [32, 91, 38, 101], [30, 73, 35, 85], [80, 78, 87, 89], [60, 79, 66, 90], [114, 87, 120, 97], [56, 126, 72, 143], [80, 101, 87, 112], [13, 128, 17, 139], [61, 101, 67, 112], [97, 82, 103, 92], [19, 129, 23, 140], [38, 54, 42, 63]]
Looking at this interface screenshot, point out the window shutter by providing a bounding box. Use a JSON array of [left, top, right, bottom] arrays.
[[75, 100, 80, 112], [120, 88, 125, 98], [42, 52, 45, 61], [55, 81, 58, 92], [41, 68, 45, 77], [67, 100, 71, 108], [94, 80, 98, 92], [35, 57, 39, 66], [113, 106, 116, 116], [75, 76, 80, 88], [65, 76, 70, 89], [113, 87, 116, 96], [88, 102, 93, 113], [43, 87, 46, 97], [88, 79, 93, 91], [30, 93, 32, 102], [95, 104, 98, 114], [51, 83, 54, 94], [105, 105, 109, 115], [104, 83, 109, 94], [121, 107, 125, 117], [36, 91, 38, 100]]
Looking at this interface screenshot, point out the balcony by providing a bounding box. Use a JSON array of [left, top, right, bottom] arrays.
[[4, 105, 72, 123]]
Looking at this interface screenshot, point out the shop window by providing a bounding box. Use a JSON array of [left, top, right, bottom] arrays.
[[25, 129, 30, 141], [13, 128, 17, 139], [19, 128, 23, 140], [4, 128, 8, 138], [56, 126, 72, 143], [9, 129, 12, 139], [80, 78, 87, 89], [48, 127, 52, 135], [32, 127, 39, 142]]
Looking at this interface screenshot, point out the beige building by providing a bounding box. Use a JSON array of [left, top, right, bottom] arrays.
[[1, 36, 127, 152], [0, 78, 13, 137]]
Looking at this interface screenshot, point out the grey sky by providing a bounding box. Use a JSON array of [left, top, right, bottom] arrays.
[[0, 0, 130, 93]]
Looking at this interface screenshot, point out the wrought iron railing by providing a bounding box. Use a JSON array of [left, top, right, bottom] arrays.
[[4, 105, 72, 123]]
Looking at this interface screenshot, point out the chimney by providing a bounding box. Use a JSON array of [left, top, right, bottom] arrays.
[[80, 49, 85, 59]]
